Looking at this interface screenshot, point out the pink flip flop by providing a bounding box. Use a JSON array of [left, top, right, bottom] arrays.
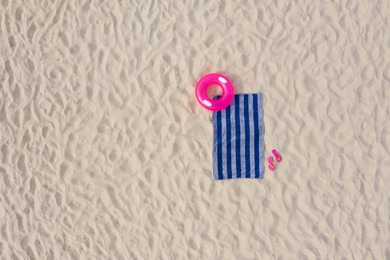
[[268, 156, 275, 171], [272, 149, 282, 162]]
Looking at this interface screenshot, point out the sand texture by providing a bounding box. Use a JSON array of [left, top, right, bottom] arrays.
[[1, 0, 389, 259]]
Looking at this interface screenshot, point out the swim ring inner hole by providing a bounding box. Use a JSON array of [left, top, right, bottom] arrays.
[[206, 84, 223, 100]]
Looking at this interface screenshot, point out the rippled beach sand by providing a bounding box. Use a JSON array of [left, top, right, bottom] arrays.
[[1, 0, 389, 259]]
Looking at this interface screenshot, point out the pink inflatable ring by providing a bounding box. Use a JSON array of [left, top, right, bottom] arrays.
[[195, 73, 234, 111]]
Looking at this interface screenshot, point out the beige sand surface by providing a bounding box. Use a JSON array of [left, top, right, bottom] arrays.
[[1, 0, 389, 259]]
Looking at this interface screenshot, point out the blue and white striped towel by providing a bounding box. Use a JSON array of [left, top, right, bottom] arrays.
[[212, 93, 264, 180]]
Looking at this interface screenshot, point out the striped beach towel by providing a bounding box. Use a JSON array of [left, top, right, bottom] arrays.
[[212, 93, 265, 180]]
